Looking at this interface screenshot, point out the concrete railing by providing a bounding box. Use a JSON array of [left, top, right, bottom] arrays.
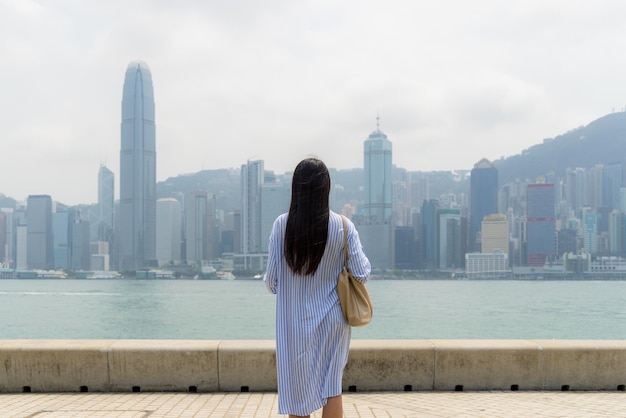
[[1, 340, 626, 393]]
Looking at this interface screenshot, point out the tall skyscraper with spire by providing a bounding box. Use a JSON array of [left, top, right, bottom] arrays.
[[118, 61, 156, 271], [364, 116, 393, 223], [358, 117, 394, 269]]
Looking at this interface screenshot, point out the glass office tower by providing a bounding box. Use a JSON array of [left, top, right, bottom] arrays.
[[470, 158, 498, 252], [359, 119, 394, 269], [26, 195, 54, 270], [118, 61, 156, 271], [363, 122, 392, 223]]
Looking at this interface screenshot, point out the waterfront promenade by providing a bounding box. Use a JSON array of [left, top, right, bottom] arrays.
[[1, 391, 626, 417]]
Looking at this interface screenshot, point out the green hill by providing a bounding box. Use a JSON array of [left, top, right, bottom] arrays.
[[494, 111, 626, 184]]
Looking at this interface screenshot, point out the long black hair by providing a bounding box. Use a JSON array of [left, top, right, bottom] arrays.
[[284, 158, 331, 276]]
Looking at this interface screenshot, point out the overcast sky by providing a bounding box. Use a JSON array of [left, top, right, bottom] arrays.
[[2, 0, 626, 205]]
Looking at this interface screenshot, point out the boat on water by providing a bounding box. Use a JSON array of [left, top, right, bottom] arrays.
[[217, 271, 236, 280], [195, 263, 235, 280], [85, 271, 123, 279]]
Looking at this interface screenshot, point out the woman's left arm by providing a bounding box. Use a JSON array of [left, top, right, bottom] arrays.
[[347, 222, 372, 282]]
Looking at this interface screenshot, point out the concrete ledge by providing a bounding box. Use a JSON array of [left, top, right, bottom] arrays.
[[344, 340, 434, 391], [218, 340, 276, 391], [539, 340, 626, 391], [1, 340, 626, 393], [433, 339, 542, 391], [107, 340, 220, 392]]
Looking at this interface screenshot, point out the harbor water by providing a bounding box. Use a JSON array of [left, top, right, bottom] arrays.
[[1, 279, 626, 340]]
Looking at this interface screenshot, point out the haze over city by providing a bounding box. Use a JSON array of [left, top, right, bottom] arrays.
[[2, 0, 626, 205]]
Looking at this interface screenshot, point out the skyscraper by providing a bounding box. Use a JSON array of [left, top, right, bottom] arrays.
[[260, 181, 290, 253], [358, 118, 394, 269], [420, 199, 439, 270], [603, 163, 623, 211], [97, 165, 115, 243], [481, 214, 509, 257], [26, 195, 54, 270], [118, 61, 156, 271], [363, 118, 392, 223], [438, 208, 462, 269], [470, 158, 498, 252], [156, 198, 181, 266], [583, 211, 598, 255], [185, 191, 215, 265], [53, 209, 75, 270], [241, 160, 264, 254], [526, 183, 556, 266]]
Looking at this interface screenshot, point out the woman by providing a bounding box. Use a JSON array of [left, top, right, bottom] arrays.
[[264, 158, 371, 418]]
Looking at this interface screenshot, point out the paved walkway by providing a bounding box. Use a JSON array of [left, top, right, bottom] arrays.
[[1, 392, 625, 417]]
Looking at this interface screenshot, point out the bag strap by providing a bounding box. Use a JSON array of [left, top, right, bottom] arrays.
[[341, 215, 349, 268]]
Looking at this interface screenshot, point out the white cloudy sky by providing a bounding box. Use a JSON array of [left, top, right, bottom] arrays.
[[1, 0, 626, 205]]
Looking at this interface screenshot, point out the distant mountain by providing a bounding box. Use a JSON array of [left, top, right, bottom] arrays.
[[494, 111, 626, 184], [157, 168, 241, 212], [0, 194, 16, 209], [154, 112, 626, 213], [5, 113, 624, 210]]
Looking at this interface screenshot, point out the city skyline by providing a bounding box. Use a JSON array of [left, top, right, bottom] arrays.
[[2, 1, 626, 205]]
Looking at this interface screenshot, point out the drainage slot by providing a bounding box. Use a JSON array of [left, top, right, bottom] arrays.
[[240, 386, 249, 393], [511, 384, 519, 391], [454, 385, 463, 392], [80, 386, 88, 393], [189, 386, 198, 393], [404, 385, 412, 392], [561, 385, 570, 391], [348, 385, 357, 393], [132, 386, 141, 393], [618, 385, 625, 391], [22, 386, 31, 393]]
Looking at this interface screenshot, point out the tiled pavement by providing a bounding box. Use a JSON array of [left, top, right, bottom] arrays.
[[0, 392, 625, 417]]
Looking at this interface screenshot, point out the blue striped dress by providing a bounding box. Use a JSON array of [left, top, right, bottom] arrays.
[[264, 211, 371, 416]]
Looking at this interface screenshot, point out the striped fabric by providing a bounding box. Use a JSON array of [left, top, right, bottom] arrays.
[[264, 211, 371, 416]]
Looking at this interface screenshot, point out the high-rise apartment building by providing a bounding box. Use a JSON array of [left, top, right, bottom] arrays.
[[607, 210, 625, 256], [588, 164, 604, 211], [408, 173, 429, 209], [118, 61, 156, 270], [526, 183, 556, 266], [241, 160, 264, 254], [603, 163, 623, 211], [156, 198, 181, 266], [26, 195, 54, 270], [260, 181, 290, 253], [96, 165, 115, 244], [184, 191, 216, 265], [470, 158, 498, 252]]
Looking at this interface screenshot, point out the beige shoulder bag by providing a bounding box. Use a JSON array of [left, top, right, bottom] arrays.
[[337, 215, 373, 327]]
